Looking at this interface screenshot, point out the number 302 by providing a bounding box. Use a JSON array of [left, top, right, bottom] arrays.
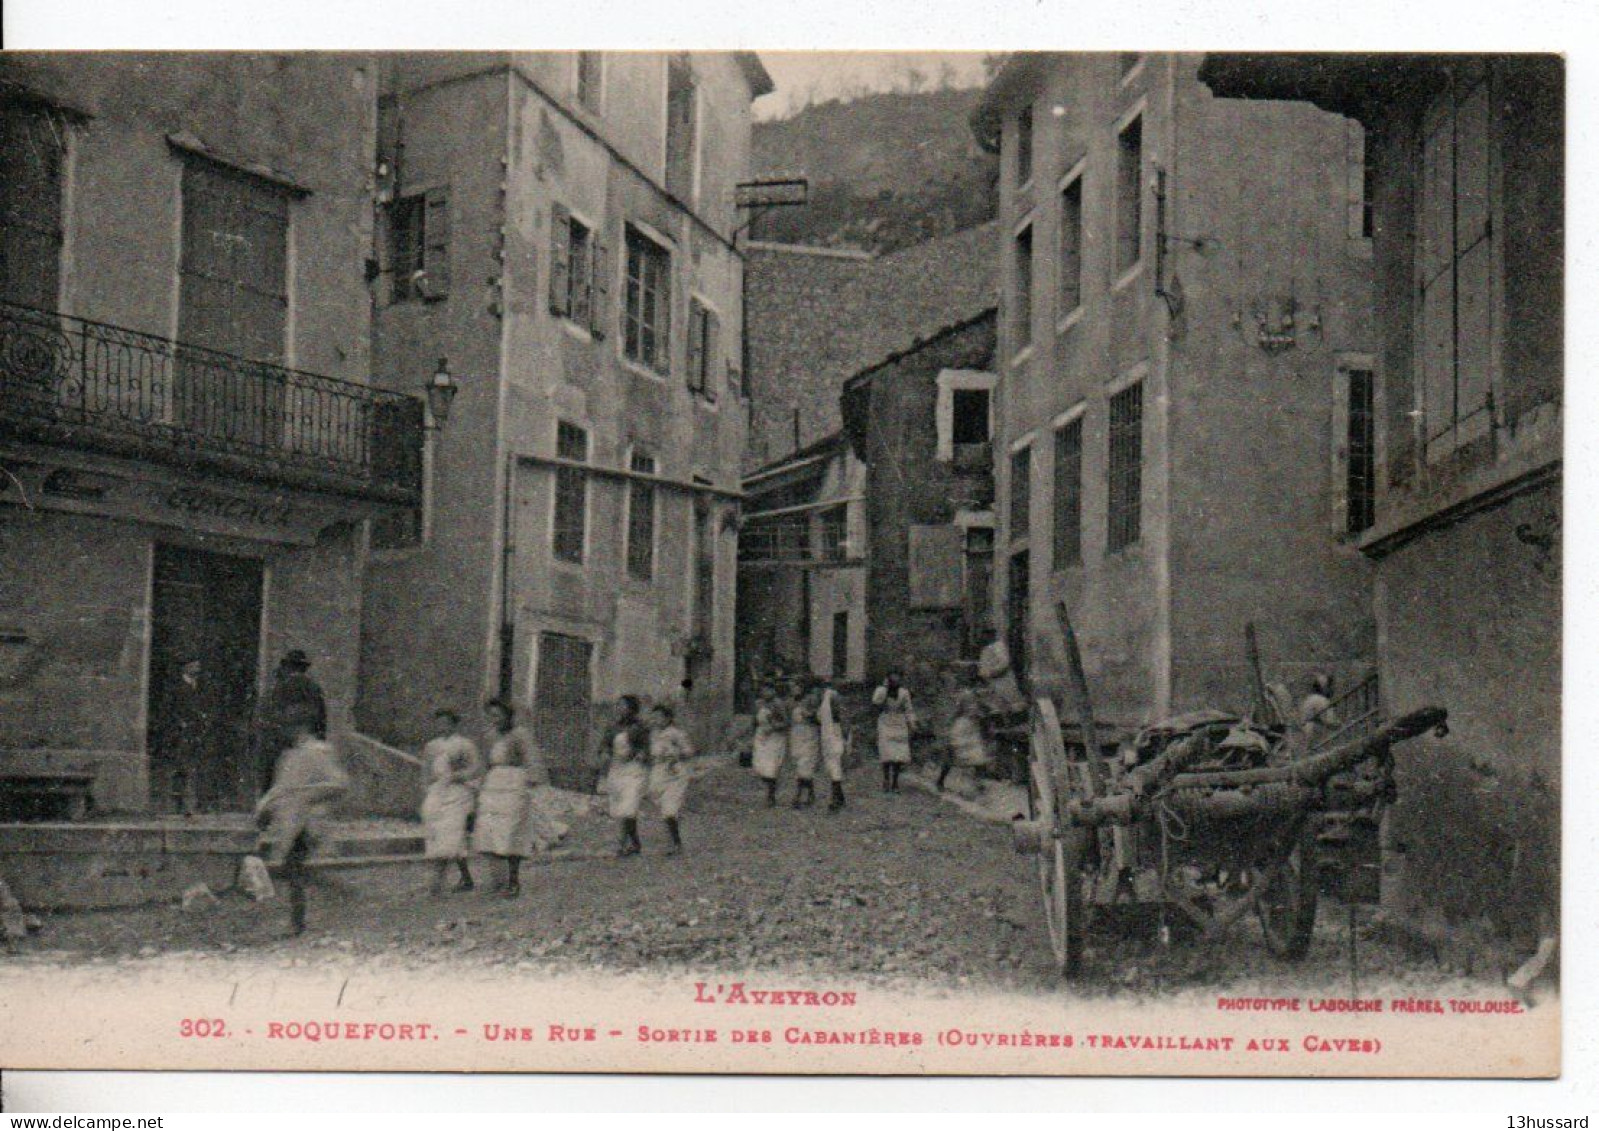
[[178, 1018, 227, 1038]]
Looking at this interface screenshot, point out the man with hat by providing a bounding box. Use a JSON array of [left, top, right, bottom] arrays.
[[255, 649, 328, 795]]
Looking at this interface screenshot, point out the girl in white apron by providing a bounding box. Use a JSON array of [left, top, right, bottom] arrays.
[[817, 679, 847, 812], [472, 699, 540, 897], [603, 695, 650, 856], [873, 672, 915, 793], [646, 702, 694, 854], [751, 683, 789, 808], [788, 679, 821, 808], [938, 683, 992, 795], [420, 708, 481, 894]]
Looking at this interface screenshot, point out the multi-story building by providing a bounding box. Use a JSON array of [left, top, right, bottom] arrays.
[[972, 53, 1379, 729], [0, 54, 420, 815], [358, 53, 772, 777], [1200, 54, 1562, 940]]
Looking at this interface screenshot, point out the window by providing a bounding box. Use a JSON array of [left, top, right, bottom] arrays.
[[1015, 104, 1034, 185], [665, 55, 698, 203], [553, 422, 588, 564], [951, 388, 990, 446], [370, 397, 429, 550], [1417, 72, 1495, 459], [1115, 114, 1143, 275], [819, 505, 847, 561], [1059, 172, 1084, 319], [623, 225, 672, 375], [0, 101, 66, 308], [548, 205, 607, 335], [686, 298, 720, 400], [1107, 382, 1143, 551], [576, 52, 603, 112], [179, 158, 291, 363], [1348, 121, 1375, 241], [389, 187, 450, 304], [1013, 225, 1034, 353], [1009, 443, 1032, 542], [626, 450, 657, 580], [1346, 368, 1376, 535], [1053, 415, 1083, 568]]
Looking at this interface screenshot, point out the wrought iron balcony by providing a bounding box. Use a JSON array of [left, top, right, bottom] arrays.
[[0, 300, 423, 504]]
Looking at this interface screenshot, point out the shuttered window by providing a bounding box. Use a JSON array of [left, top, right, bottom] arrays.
[[548, 204, 599, 331], [1107, 382, 1143, 551], [1015, 104, 1034, 185], [0, 101, 66, 308], [1013, 224, 1034, 353], [576, 52, 604, 112], [1116, 115, 1143, 274], [389, 186, 450, 303], [623, 224, 671, 374], [553, 421, 588, 564], [686, 298, 719, 400], [626, 450, 656, 580], [1418, 71, 1496, 459], [1053, 415, 1083, 568], [179, 157, 290, 362], [1009, 443, 1032, 542]]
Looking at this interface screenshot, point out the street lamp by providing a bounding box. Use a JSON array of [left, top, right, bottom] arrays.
[[424, 357, 458, 430]]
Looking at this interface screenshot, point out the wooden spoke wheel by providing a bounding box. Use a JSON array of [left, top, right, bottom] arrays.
[[1030, 700, 1087, 978], [1256, 834, 1319, 960]]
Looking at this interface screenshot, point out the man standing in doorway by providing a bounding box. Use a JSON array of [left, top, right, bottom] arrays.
[[165, 656, 213, 814], [255, 650, 328, 795]]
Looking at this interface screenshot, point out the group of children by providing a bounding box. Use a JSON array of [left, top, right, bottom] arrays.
[[418, 699, 570, 899], [751, 677, 849, 810]]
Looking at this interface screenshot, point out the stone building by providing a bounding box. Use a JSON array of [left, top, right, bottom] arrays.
[[1200, 54, 1563, 940], [973, 53, 1378, 729], [0, 54, 420, 815], [357, 53, 771, 778], [743, 223, 998, 470]]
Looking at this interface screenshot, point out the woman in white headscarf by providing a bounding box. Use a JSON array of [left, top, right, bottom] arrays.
[[420, 708, 481, 895], [872, 670, 915, 793]]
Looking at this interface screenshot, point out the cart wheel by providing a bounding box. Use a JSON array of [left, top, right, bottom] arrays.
[[1256, 835, 1319, 960], [1028, 748, 1086, 978]]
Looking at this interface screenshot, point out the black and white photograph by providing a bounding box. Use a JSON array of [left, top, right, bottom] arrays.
[[0, 32, 1568, 1085]]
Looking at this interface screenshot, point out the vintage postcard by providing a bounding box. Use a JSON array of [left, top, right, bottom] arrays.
[[0, 47, 1562, 1078]]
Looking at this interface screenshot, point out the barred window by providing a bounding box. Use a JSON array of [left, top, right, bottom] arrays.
[[0, 101, 66, 308], [1116, 115, 1143, 274], [626, 450, 657, 580], [1346, 369, 1376, 535], [1107, 382, 1143, 551], [624, 225, 672, 375], [1009, 444, 1032, 543], [1053, 416, 1083, 568], [553, 421, 589, 564]]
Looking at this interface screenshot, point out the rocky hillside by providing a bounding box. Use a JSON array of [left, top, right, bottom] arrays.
[[750, 86, 997, 254]]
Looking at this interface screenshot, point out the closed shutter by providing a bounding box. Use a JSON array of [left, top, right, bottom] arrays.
[[589, 237, 609, 338], [423, 187, 450, 297], [686, 298, 706, 392], [908, 524, 963, 609], [703, 308, 720, 403], [548, 202, 571, 316]]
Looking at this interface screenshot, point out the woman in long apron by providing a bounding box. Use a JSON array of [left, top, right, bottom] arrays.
[[603, 696, 650, 857], [817, 678, 847, 813], [472, 699, 540, 897], [420, 709, 481, 894], [873, 671, 915, 793], [938, 682, 992, 795], [751, 683, 789, 808], [787, 679, 821, 809], [645, 703, 694, 855]]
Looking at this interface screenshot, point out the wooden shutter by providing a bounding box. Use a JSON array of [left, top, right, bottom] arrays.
[[703, 308, 720, 403], [423, 187, 451, 298], [589, 236, 609, 338], [686, 298, 706, 392], [548, 202, 571, 316]]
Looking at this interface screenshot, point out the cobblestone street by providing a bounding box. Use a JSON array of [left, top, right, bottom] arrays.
[[10, 759, 1514, 1003]]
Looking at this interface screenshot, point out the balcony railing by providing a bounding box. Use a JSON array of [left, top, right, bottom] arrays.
[[0, 300, 423, 503]]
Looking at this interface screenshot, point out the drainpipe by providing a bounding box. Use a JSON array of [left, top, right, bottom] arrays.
[[1148, 55, 1181, 722], [498, 452, 516, 701]]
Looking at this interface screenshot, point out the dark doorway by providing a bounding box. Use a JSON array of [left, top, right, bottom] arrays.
[[831, 610, 849, 681], [147, 544, 264, 813], [532, 632, 594, 790], [1006, 549, 1030, 684]]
